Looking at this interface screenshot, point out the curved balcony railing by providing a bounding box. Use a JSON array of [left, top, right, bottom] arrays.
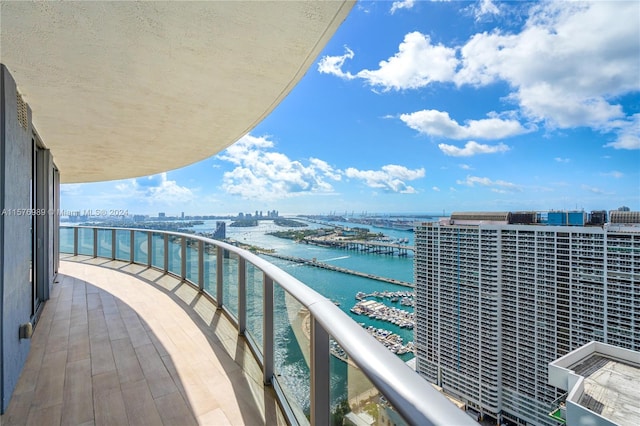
[[59, 225, 473, 426]]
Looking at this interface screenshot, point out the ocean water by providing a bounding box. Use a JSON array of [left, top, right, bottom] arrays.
[[194, 219, 419, 416], [63, 219, 421, 418], [194, 219, 417, 344]]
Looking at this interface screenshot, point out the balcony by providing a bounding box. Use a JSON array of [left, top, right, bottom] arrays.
[[1, 225, 473, 425], [2, 258, 283, 426]]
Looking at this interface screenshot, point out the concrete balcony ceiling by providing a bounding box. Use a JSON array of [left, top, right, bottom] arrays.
[[0, 1, 353, 183]]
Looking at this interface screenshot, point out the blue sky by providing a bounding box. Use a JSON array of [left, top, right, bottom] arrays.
[[61, 0, 640, 216]]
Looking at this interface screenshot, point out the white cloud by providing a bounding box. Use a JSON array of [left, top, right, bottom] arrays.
[[601, 171, 624, 179], [456, 2, 639, 133], [61, 183, 84, 196], [604, 114, 640, 150], [456, 175, 522, 192], [432, 186, 441, 192], [217, 134, 430, 199], [319, 33, 457, 91], [317, 47, 356, 80], [474, 0, 500, 20], [438, 141, 510, 157], [390, 0, 415, 15], [554, 157, 570, 163], [149, 177, 193, 204], [217, 134, 341, 200], [115, 173, 194, 205], [358, 32, 457, 91], [345, 164, 425, 193], [310, 158, 342, 181], [322, 3, 638, 146], [400, 109, 526, 139], [459, 164, 472, 170], [581, 184, 608, 195]]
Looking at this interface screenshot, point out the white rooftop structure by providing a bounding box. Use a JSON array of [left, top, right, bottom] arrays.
[[548, 341, 640, 426]]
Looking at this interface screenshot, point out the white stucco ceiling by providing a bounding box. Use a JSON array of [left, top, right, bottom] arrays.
[[0, 1, 353, 183]]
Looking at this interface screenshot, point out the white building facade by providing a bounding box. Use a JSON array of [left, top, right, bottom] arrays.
[[414, 212, 639, 425]]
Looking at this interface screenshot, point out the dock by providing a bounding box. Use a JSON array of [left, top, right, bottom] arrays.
[[259, 252, 414, 288]]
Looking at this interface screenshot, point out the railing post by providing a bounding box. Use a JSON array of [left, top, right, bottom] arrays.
[[73, 227, 78, 256], [216, 246, 223, 306], [310, 316, 330, 426], [181, 237, 187, 280], [198, 240, 204, 291], [111, 229, 116, 260], [130, 230, 135, 263], [147, 232, 152, 267], [238, 257, 246, 335], [93, 227, 98, 258], [163, 234, 168, 273], [263, 274, 274, 386]]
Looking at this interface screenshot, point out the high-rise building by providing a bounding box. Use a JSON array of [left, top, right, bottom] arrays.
[[414, 211, 640, 425]]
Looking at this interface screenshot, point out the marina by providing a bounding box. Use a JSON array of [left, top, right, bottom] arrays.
[[355, 290, 415, 307], [329, 326, 414, 361], [191, 219, 416, 412], [360, 325, 415, 356], [350, 300, 415, 329]]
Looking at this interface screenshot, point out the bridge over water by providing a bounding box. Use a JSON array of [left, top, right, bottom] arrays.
[[303, 238, 415, 257], [260, 252, 414, 288]]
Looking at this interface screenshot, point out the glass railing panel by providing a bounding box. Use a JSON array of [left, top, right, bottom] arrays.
[[115, 230, 130, 261], [185, 238, 199, 284], [203, 243, 217, 298], [245, 261, 264, 351], [97, 229, 112, 258], [59, 227, 74, 253], [274, 283, 310, 425], [77, 227, 93, 256], [151, 233, 164, 268], [134, 231, 149, 264], [329, 337, 409, 426], [167, 236, 181, 276], [222, 249, 239, 319]]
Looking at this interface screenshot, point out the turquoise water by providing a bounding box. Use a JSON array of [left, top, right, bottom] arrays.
[[198, 219, 418, 416], [195, 219, 417, 351], [61, 220, 419, 418]]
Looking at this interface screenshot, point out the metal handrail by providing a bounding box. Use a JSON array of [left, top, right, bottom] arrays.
[[60, 225, 473, 426]]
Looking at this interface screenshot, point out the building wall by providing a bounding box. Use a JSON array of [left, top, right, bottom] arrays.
[[0, 64, 33, 413], [414, 224, 500, 416], [415, 221, 639, 426], [606, 230, 640, 349]]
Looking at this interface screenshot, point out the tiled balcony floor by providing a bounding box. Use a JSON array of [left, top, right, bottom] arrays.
[[1, 256, 285, 426]]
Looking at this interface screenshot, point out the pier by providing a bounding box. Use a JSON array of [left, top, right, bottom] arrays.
[[259, 252, 414, 288], [303, 238, 414, 257]]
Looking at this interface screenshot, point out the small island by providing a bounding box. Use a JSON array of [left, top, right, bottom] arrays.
[[274, 218, 308, 227], [229, 219, 258, 227], [268, 226, 386, 243], [268, 228, 333, 242]]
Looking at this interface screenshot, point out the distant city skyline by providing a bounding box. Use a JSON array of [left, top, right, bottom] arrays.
[[61, 1, 640, 215]]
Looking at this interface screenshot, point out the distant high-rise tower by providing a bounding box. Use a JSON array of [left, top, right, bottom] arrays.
[[414, 211, 640, 425]]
